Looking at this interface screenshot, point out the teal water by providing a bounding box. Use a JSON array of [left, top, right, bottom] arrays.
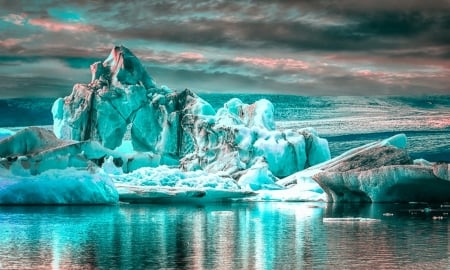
[[0, 203, 449, 269]]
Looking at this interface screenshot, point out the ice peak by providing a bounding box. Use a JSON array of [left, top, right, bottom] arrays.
[[90, 45, 156, 89]]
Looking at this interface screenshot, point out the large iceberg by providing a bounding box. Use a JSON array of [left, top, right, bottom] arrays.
[[52, 46, 330, 181], [47, 45, 331, 202]]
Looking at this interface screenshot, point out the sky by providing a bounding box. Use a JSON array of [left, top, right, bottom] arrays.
[[0, 0, 449, 98]]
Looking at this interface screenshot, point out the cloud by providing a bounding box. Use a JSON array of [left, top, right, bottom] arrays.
[[233, 57, 309, 71], [28, 18, 94, 32], [1, 13, 27, 25], [0, 0, 449, 96], [140, 50, 206, 65], [0, 37, 32, 48], [0, 57, 90, 98]]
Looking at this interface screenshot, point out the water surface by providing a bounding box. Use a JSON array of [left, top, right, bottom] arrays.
[[0, 203, 448, 269]]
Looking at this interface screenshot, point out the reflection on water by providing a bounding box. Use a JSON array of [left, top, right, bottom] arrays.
[[0, 203, 449, 269]]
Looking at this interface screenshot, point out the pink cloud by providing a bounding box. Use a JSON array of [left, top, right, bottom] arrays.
[[234, 57, 309, 71], [178, 52, 205, 62], [0, 37, 33, 48], [354, 69, 445, 84], [325, 52, 450, 71], [142, 51, 205, 64], [426, 118, 450, 129], [29, 18, 94, 32]]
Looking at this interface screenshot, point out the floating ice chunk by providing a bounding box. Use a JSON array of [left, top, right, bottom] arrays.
[[0, 126, 62, 157], [0, 168, 118, 204], [253, 187, 326, 202], [111, 166, 255, 203], [322, 217, 380, 223], [116, 185, 255, 203], [0, 127, 125, 175], [112, 166, 241, 190], [299, 133, 450, 203], [250, 169, 327, 202]]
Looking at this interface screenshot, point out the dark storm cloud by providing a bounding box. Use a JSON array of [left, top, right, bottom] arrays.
[[146, 65, 314, 95], [3, 0, 449, 52], [0, 0, 449, 97]]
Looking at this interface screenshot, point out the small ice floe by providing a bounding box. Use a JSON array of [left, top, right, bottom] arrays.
[[322, 217, 380, 223], [116, 184, 256, 204]]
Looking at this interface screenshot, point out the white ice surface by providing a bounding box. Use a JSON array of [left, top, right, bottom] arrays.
[[111, 166, 257, 202], [0, 168, 118, 204], [111, 166, 241, 190]]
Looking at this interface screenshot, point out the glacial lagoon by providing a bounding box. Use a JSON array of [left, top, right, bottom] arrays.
[[0, 202, 449, 269], [1, 88, 449, 268]]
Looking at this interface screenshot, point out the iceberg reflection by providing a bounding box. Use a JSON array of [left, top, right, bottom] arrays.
[[0, 203, 448, 269]]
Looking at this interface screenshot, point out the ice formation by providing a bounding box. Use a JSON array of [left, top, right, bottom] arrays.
[[111, 166, 255, 203], [0, 167, 118, 204], [52, 46, 216, 161], [51, 45, 330, 184], [281, 134, 450, 203], [0, 126, 124, 175]]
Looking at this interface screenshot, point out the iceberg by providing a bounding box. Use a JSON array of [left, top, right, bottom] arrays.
[[43, 45, 333, 203], [52, 46, 330, 179], [0, 126, 124, 175], [112, 166, 255, 203], [282, 134, 450, 203], [0, 128, 119, 204]]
